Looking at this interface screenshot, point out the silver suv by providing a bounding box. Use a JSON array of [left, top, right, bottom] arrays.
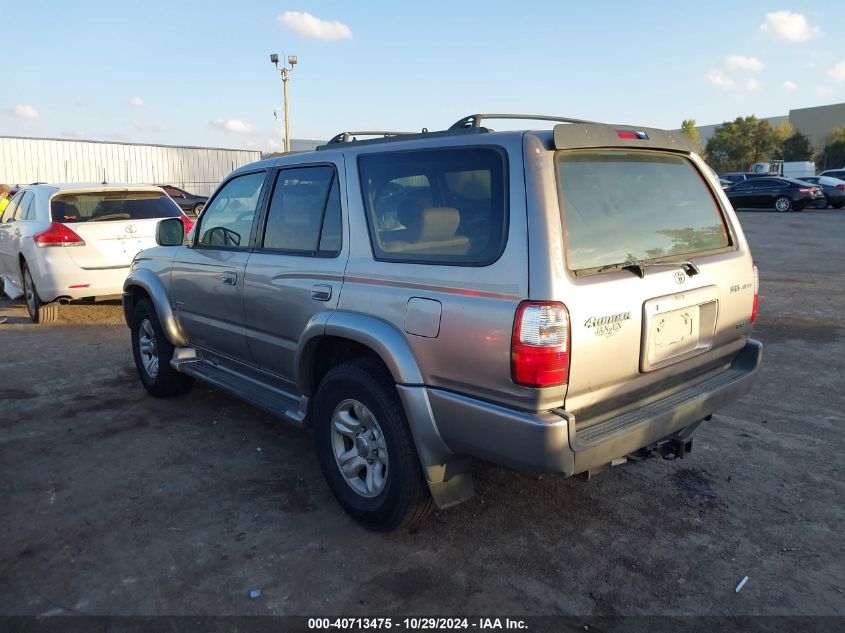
[[123, 114, 762, 531]]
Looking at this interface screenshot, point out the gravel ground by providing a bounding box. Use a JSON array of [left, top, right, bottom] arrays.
[[0, 208, 843, 619]]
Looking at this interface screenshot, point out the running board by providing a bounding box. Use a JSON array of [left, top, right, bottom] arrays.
[[173, 357, 308, 429]]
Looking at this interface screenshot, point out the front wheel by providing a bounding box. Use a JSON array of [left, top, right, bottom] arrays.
[[192, 203, 204, 216], [314, 358, 433, 531], [21, 261, 59, 324], [131, 298, 194, 397], [774, 196, 792, 213]]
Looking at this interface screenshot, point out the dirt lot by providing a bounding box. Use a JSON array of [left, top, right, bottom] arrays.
[[1, 208, 843, 619]]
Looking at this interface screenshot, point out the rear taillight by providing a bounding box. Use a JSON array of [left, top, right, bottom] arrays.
[[798, 187, 815, 193], [751, 264, 759, 324], [836, 185, 845, 191], [33, 222, 85, 247], [511, 302, 570, 387], [179, 214, 193, 235]]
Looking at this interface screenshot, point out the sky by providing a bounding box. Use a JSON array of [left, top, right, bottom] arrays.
[[2, 0, 844, 151]]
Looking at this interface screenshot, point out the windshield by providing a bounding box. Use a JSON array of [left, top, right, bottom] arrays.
[[51, 191, 182, 223], [557, 150, 731, 273]]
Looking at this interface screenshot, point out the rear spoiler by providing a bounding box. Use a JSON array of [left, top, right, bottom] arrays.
[[553, 124, 697, 154]]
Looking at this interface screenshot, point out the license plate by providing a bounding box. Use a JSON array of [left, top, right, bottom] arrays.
[[653, 305, 699, 352]]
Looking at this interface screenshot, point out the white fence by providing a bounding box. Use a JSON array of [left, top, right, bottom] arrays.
[[0, 136, 263, 197]]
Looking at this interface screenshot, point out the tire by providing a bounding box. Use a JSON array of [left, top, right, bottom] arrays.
[[313, 358, 434, 531], [192, 203, 204, 216], [774, 196, 792, 213], [815, 195, 829, 210], [21, 261, 59, 324], [131, 297, 194, 397]]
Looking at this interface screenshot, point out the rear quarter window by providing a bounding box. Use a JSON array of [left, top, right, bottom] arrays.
[[358, 147, 508, 266], [557, 150, 732, 273]]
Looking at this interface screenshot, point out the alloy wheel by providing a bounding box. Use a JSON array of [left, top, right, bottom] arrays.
[[330, 399, 389, 498], [138, 318, 159, 379]]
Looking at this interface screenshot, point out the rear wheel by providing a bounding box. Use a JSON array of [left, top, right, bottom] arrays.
[[131, 298, 194, 397], [314, 358, 433, 531], [774, 196, 792, 213], [21, 261, 59, 324], [192, 203, 204, 216], [814, 195, 829, 209]]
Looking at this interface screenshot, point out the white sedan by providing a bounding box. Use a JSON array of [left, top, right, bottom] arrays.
[[0, 183, 192, 323]]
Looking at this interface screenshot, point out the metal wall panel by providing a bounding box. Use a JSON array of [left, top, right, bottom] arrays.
[[0, 136, 263, 196]]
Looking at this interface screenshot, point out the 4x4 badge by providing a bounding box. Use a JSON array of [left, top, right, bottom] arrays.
[[675, 271, 686, 284]]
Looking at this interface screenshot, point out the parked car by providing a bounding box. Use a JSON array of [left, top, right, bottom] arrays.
[[0, 183, 192, 322], [719, 178, 733, 190], [725, 176, 823, 212], [818, 168, 845, 181], [156, 185, 207, 216], [124, 114, 762, 531], [797, 176, 845, 209]]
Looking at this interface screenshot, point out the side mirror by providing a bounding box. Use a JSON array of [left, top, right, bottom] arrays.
[[156, 217, 185, 246]]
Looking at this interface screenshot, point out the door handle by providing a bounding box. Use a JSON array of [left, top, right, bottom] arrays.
[[311, 284, 332, 301], [221, 272, 238, 285]]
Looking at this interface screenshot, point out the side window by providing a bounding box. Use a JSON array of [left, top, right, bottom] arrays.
[[2, 192, 24, 223], [262, 165, 341, 255], [197, 171, 266, 249], [358, 147, 507, 265], [164, 186, 181, 197], [14, 192, 35, 221]]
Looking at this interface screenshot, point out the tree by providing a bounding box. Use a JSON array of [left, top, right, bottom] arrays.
[[818, 127, 845, 169], [704, 115, 783, 173], [781, 130, 813, 161], [680, 119, 701, 150]]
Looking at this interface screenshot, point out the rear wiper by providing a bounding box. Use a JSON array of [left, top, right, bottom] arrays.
[[619, 260, 701, 279], [89, 213, 131, 222]]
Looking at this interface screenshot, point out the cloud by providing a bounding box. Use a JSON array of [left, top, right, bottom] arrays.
[[210, 118, 255, 134], [107, 133, 130, 141], [759, 11, 820, 42], [816, 86, 834, 96], [135, 122, 168, 133], [706, 69, 734, 90], [9, 104, 40, 119], [829, 60, 845, 82], [784, 80, 798, 91], [725, 55, 764, 72], [745, 78, 762, 92], [62, 130, 86, 138], [266, 138, 283, 150], [129, 96, 145, 108], [278, 11, 351, 40]]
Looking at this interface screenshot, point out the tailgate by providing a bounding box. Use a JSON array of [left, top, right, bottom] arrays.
[[555, 148, 756, 419], [51, 190, 181, 269], [64, 219, 159, 268]]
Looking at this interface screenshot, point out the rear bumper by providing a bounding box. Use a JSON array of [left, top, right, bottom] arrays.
[[31, 247, 129, 301], [432, 339, 762, 476]]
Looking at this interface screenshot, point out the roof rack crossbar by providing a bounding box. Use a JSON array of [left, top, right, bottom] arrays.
[[324, 131, 416, 145], [449, 113, 596, 130]]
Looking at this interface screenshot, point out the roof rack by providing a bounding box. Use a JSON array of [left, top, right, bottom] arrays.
[[449, 113, 596, 130], [323, 131, 415, 145], [316, 127, 487, 151]]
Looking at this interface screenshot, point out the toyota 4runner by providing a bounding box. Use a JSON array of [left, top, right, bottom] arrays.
[[123, 114, 762, 531]]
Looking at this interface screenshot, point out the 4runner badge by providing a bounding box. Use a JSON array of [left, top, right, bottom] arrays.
[[675, 271, 686, 284], [584, 311, 631, 338]]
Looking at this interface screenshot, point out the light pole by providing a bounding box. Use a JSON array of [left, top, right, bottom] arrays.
[[270, 53, 297, 153]]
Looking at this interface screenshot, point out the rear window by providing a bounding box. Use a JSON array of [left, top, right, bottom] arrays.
[[557, 150, 731, 273], [51, 191, 182, 223], [358, 147, 507, 265]]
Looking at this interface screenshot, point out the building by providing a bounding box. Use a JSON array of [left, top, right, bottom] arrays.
[[687, 102, 845, 151], [0, 136, 263, 197]]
